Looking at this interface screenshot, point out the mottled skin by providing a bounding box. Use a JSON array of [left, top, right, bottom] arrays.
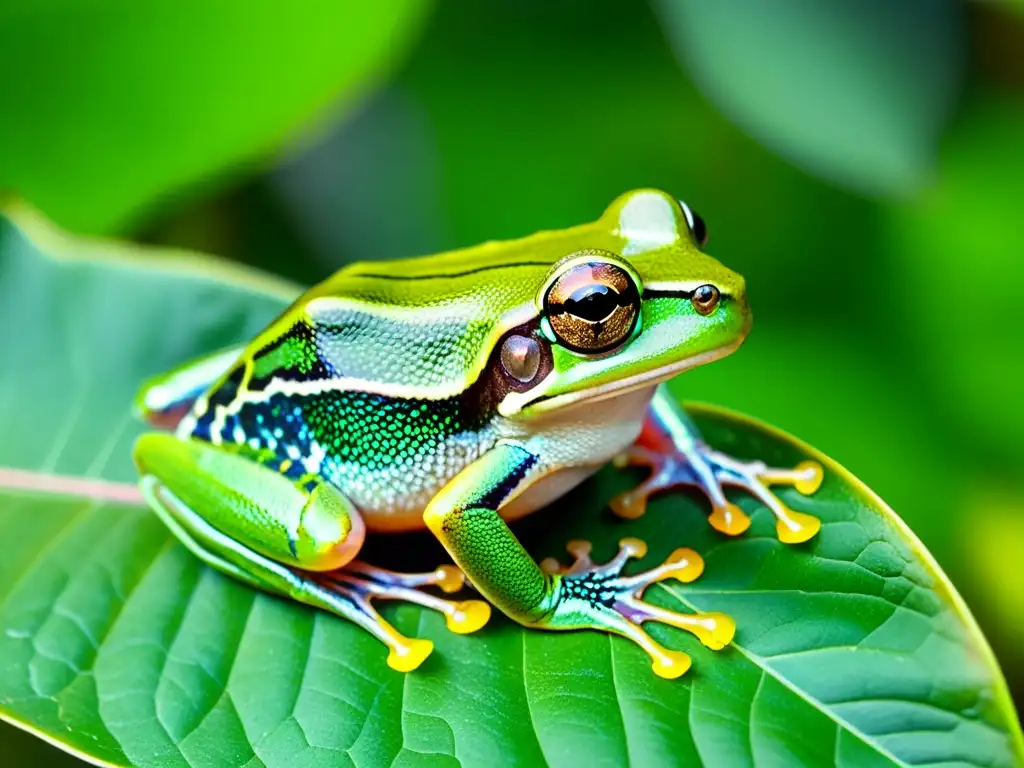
[[133, 189, 823, 677]]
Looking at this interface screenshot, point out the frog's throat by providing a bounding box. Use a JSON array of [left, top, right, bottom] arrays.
[[505, 335, 746, 419]]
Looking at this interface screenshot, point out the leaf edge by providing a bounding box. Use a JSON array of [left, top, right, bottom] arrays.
[[685, 400, 1024, 760]]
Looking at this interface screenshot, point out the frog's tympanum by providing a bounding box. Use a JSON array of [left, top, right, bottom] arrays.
[[133, 190, 823, 678]]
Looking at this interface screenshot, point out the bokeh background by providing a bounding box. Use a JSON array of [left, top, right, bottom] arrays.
[[1, 0, 1022, 757]]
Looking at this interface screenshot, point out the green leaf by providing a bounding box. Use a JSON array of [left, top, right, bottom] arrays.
[[0, 2, 431, 234], [0, 208, 1021, 767], [653, 0, 964, 197]]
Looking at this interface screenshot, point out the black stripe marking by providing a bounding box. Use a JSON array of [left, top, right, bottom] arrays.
[[249, 322, 336, 390], [643, 288, 732, 301], [356, 261, 550, 281], [477, 448, 539, 511]]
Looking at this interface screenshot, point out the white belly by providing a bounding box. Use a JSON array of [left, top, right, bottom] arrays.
[[496, 384, 657, 519]]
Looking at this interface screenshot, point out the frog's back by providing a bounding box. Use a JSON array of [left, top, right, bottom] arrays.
[[267, 223, 608, 399], [176, 222, 611, 528]]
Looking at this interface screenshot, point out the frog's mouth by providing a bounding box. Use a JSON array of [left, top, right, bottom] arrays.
[[503, 335, 746, 418]]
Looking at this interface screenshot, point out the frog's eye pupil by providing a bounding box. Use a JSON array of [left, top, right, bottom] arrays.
[[692, 213, 708, 247], [543, 253, 641, 354], [565, 284, 619, 322]]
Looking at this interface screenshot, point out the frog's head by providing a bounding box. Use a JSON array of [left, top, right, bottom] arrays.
[[497, 189, 750, 418]]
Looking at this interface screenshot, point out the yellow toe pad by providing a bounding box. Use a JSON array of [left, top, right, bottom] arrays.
[[434, 565, 465, 593], [651, 649, 693, 679], [709, 503, 751, 536], [793, 461, 824, 495], [662, 547, 704, 583], [776, 510, 821, 544], [387, 638, 434, 672], [609, 491, 647, 520], [446, 600, 491, 634], [692, 612, 736, 650], [619, 537, 648, 559]]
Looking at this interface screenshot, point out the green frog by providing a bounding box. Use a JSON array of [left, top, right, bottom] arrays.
[[133, 189, 822, 679]]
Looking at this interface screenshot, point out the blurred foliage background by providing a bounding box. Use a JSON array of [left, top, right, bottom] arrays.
[[1, 0, 1022, 756]]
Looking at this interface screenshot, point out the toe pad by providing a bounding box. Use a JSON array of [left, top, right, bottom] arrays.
[[793, 461, 824, 495], [387, 638, 434, 672], [709, 503, 751, 536], [446, 600, 491, 634], [651, 649, 692, 679], [776, 510, 821, 544]]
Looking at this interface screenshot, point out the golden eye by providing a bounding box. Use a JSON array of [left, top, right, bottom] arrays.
[[691, 284, 720, 315], [543, 257, 640, 353]]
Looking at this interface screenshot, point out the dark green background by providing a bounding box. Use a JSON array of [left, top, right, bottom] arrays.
[[1, 0, 1021, 763]]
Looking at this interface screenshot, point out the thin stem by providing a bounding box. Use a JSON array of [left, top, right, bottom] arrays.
[[0, 467, 145, 506]]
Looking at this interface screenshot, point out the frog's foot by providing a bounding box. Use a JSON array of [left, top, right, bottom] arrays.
[[316, 563, 491, 672], [611, 444, 823, 544], [540, 538, 735, 679]]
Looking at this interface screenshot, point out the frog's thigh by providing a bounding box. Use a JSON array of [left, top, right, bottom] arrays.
[[136, 434, 496, 672], [133, 432, 365, 572]]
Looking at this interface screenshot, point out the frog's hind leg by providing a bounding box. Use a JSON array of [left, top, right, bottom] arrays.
[[135, 433, 490, 672], [140, 476, 489, 672], [611, 386, 824, 544]]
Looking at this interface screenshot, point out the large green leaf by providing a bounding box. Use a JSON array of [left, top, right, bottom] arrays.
[[0, 2, 431, 234], [653, 0, 964, 197], [0, 209, 1021, 767]]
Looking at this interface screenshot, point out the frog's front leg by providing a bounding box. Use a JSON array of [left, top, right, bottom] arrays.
[[133, 433, 489, 672], [610, 386, 823, 543], [424, 442, 735, 679]]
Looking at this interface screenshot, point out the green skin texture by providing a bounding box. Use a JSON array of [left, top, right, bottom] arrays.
[[133, 189, 817, 677]]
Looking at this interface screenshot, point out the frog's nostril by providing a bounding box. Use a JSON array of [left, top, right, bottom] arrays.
[[691, 285, 720, 315]]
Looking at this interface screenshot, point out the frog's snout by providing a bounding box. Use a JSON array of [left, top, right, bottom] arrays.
[[726, 274, 752, 338], [727, 272, 747, 307]]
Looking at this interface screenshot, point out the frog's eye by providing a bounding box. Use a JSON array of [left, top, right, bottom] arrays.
[[678, 200, 708, 248], [543, 260, 641, 354]]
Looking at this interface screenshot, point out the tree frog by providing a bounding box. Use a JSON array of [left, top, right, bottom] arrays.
[[133, 189, 823, 679]]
